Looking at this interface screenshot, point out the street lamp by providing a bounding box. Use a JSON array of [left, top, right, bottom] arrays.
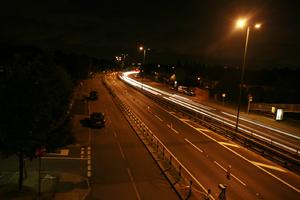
[[139, 46, 150, 65], [235, 18, 261, 132], [222, 93, 226, 105], [138, 46, 150, 90]]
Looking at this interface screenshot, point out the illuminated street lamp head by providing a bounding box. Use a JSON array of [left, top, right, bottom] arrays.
[[139, 46, 144, 51], [236, 18, 247, 29], [254, 23, 262, 29]]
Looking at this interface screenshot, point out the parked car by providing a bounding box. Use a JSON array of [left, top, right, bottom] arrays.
[[185, 89, 195, 96], [89, 91, 98, 100], [89, 112, 105, 128], [177, 86, 188, 93]]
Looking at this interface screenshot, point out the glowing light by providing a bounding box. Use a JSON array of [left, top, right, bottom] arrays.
[[254, 23, 262, 29], [236, 18, 247, 29], [139, 46, 144, 51]]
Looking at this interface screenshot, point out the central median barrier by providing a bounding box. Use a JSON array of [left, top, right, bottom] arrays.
[[103, 76, 214, 200]]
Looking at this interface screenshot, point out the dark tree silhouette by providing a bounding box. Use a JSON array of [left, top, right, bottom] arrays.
[[0, 51, 73, 190]]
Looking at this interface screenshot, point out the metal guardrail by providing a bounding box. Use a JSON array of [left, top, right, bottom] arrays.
[[119, 75, 300, 171], [102, 77, 214, 200]]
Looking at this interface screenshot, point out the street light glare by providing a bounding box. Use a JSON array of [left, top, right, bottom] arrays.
[[236, 18, 247, 29], [139, 46, 144, 51], [254, 23, 262, 29]]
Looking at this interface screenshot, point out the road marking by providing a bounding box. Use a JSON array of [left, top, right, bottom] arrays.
[[251, 161, 287, 173], [88, 128, 92, 144], [172, 128, 179, 134], [42, 157, 88, 160], [214, 161, 246, 186], [167, 124, 179, 134], [87, 171, 91, 178], [168, 111, 300, 193], [114, 131, 117, 138], [219, 142, 240, 148], [185, 138, 203, 153], [46, 149, 69, 156], [87, 165, 91, 171], [127, 168, 142, 200], [117, 143, 126, 159], [179, 118, 189, 121], [154, 114, 163, 122], [196, 128, 210, 132]]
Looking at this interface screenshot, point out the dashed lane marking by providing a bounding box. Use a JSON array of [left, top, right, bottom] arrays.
[[127, 168, 142, 200], [117, 142, 126, 159], [185, 138, 203, 153], [167, 110, 300, 193], [214, 161, 246, 186], [154, 114, 163, 122]]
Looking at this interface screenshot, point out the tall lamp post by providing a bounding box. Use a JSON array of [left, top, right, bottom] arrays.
[[235, 18, 261, 132], [139, 46, 150, 90]]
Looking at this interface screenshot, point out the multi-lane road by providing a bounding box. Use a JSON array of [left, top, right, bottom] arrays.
[[106, 72, 300, 199]]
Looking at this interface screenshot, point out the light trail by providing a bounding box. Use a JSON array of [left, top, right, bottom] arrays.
[[222, 112, 300, 140], [120, 71, 299, 154]]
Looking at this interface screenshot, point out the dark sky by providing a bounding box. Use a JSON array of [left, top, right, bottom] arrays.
[[1, 0, 300, 68]]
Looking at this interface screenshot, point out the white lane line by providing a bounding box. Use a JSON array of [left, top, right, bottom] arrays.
[[214, 161, 246, 186], [251, 161, 287, 173], [127, 168, 142, 200], [87, 171, 91, 178], [166, 123, 179, 134], [154, 114, 163, 122], [42, 157, 88, 160], [114, 131, 117, 138], [185, 138, 203, 153], [172, 128, 179, 134], [47, 149, 70, 156], [87, 165, 91, 171], [168, 111, 300, 193], [117, 143, 126, 159]]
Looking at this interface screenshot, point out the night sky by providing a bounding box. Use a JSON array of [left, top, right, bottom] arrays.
[[1, 0, 300, 68]]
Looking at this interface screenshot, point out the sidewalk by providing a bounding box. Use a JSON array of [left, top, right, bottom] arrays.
[[53, 173, 89, 200]]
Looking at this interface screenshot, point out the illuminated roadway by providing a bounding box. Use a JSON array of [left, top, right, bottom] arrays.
[[106, 72, 300, 200], [120, 71, 300, 155]]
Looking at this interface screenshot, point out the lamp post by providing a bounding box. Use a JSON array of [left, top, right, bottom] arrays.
[[139, 46, 150, 90], [222, 93, 226, 105], [235, 18, 261, 132]]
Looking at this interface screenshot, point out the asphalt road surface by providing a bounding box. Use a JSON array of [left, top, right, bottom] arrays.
[[106, 73, 300, 200], [84, 75, 178, 200]]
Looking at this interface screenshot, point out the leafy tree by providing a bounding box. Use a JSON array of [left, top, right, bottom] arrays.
[[0, 51, 73, 190]]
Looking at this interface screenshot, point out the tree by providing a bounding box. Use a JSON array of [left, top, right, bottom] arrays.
[[0, 51, 73, 190]]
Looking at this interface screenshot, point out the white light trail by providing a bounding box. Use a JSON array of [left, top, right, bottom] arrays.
[[120, 71, 299, 154]]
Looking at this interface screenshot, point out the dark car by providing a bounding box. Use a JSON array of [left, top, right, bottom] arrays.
[[89, 91, 98, 100], [185, 89, 195, 96], [89, 112, 105, 128]]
